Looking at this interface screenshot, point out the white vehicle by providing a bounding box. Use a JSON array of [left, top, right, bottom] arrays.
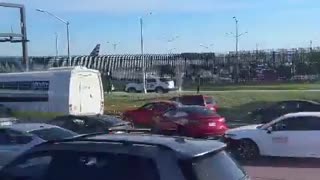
[[125, 77, 176, 93], [225, 112, 320, 159], [0, 123, 77, 167], [0, 66, 104, 115]]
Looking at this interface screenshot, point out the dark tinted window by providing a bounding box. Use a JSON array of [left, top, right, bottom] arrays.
[[140, 103, 155, 110], [160, 78, 170, 82], [30, 127, 77, 141], [0, 129, 10, 145], [0, 152, 53, 180], [46, 152, 160, 180], [181, 151, 247, 180], [180, 96, 205, 106], [146, 79, 156, 83], [273, 117, 307, 131], [303, 116, 320, 130], [179, 107, 216, 116]]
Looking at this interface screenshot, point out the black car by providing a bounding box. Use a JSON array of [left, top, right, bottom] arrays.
[[250, 100, 320, 123], [0, 132, 249, 180], [48, 115, 133, 134]]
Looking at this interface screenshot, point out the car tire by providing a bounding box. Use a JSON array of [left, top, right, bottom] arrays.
[[155, 87, 165, 94], [235, 139, 260, 160], [127, 87, 137, 93]]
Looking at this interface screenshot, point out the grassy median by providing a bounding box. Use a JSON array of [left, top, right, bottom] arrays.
[[105, 91, 320, 122]]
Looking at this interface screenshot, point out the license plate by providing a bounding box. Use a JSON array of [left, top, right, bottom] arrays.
[[208, 122, 216, 127]]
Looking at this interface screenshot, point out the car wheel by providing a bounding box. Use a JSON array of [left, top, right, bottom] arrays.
[[235, 139, 260, 160], [155, 87, 165, 94], [127, 87, 137, 93]]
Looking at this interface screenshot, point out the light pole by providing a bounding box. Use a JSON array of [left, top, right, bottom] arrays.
[[140, 12, 152, 94], [227, 16, 247, 82], [55, 32, 59, 59], [36, 9, 71, 66]]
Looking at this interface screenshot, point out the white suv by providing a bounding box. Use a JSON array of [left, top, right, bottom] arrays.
[[125, 77, 176, 93]]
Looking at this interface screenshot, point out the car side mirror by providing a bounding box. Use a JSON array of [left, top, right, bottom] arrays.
[[267, 126, 273, 134]]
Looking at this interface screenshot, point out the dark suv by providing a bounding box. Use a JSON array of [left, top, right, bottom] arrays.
[[0, 132, 249, 180]]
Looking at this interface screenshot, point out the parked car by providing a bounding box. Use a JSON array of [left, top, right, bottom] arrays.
[[0, 132, 249, 180], [249, 100, 320, 123], [48, 114, 133, 134], [0, 123, 77, 168], [170, 95, 218, 111], [152, 106, 228, 138], [125, 76, 176, 93], [123, 101, 181, 127], [224, 112, 320, 160]]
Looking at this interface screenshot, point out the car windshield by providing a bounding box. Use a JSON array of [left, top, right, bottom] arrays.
[[182, 151, 247, 180], [30, 127, 77, 141], [179, 106, 216, 116]]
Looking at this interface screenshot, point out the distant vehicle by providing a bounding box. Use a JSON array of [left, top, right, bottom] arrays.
[[0, 132, 249, 180], [125, 76, 176, 93], [0, 123, 77, 167], [224, 112, 320, 160], [0, 66, 104, 115], [0, 105, 17, 126], [49, 115, 133, 134], [249, 100, 320, 123], [123, 101, 181, 126], [170, 95, 218, 111], [152, 106, 228, 138]]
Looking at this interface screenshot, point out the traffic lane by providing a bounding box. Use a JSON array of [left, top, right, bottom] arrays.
[[242, 157, 320, 180]]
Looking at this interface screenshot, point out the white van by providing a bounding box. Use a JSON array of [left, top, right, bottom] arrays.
[[0, 66, 104, 115]]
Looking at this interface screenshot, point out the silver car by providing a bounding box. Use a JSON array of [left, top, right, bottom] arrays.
[[0, 123, 77, 168]]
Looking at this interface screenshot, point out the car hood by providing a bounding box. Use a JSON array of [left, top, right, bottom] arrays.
[[227, 124, 263, 133]]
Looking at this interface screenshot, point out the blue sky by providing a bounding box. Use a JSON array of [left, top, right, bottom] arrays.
[[0, 0, 320, 56]]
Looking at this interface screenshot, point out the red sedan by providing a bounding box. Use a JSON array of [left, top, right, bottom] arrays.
[[123, 101, 180, 127], [152, 106, 228, 138]]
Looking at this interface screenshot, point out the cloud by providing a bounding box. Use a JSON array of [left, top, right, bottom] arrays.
[[4, 0, 254, 14]]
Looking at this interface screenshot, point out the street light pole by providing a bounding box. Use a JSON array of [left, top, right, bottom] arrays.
[[36, 9, 71, 66], [55, 32, 59, 58], [139, 12, 152, 94], [140, 17, 147, 94], [66, 22, 71, 65], [232, 16, 247, 83]]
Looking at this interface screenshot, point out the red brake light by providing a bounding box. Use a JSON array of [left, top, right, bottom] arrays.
[[218, 117, 225, 122]]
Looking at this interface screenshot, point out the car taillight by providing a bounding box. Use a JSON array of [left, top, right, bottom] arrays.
[[218, 117, 225, 122]]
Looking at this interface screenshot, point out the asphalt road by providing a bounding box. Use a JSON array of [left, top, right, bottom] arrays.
[[243, 157, 320, 180]]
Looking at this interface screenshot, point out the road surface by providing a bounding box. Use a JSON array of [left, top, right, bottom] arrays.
[[243, 157, 320, 180]]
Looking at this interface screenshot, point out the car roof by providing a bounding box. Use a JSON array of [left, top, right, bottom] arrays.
[[6, 123, 58, 132], [282, 112, 320, 118], [33, 133, 225, 160], [278, 100, 320, 104]]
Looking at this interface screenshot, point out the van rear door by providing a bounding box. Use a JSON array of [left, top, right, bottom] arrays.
[[78, 73, 103, 115]]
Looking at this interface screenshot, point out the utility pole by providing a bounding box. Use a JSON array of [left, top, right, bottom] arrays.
[[310, 40, 313, 51], [55, 32, 59, 58]]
